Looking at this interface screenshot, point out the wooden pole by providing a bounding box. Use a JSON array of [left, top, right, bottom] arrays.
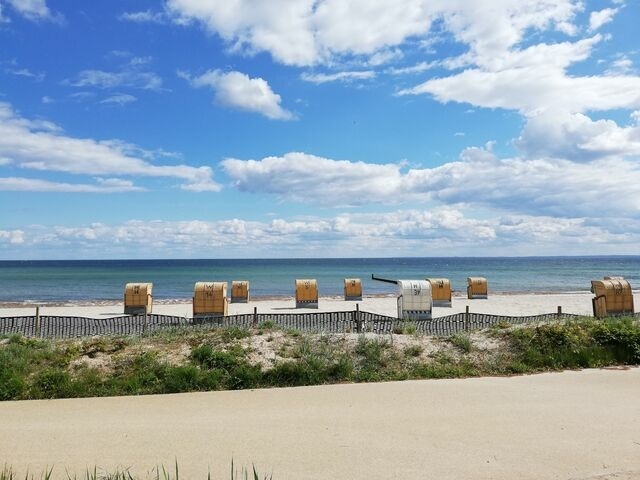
[[464, 305, 470, 331], [253, 306, 258, 327], [35, 306, 40, 337], [557, 305, 562, 318]]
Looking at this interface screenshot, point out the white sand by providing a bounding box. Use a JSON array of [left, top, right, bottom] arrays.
[[2, 292, 639, 318], [0, 368, 639, 479]]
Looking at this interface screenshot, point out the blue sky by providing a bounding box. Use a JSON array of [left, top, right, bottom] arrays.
[[1, 0, 639, 259]]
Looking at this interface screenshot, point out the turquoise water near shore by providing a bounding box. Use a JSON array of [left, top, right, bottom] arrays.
[[0, 257, 638, 303]]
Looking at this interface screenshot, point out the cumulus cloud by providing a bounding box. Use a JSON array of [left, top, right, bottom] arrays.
[[0, 229, 24, 245], [3, 0, 61, 22], [517, 112, 640, 161], [588, 8, 618, 32], [222, 152, 403, 203], [0, 102, 220, 192], [2, 210, 636, 257], [222, 149, 640, 217], [300, 70, 375, 84], [165, 0, 580, 67], [400, 35, 640, 115], [180, 70, 294, 120]]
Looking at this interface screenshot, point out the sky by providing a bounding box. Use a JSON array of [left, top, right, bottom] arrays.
[[0, 0, 639, 259]]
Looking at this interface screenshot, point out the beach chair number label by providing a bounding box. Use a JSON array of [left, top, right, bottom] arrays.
[[134, 286, 140, 294]]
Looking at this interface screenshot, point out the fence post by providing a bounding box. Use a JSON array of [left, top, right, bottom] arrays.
[[253, 306, 258, 327], [557, 306, 562, 318], [143, 311, 148, 335], [464, 305, 470, 331], [35, 306, 41, 337], [355, 303, 362, 333]]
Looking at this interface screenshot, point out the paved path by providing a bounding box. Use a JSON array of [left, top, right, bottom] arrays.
[[1, 369, 639, 479]]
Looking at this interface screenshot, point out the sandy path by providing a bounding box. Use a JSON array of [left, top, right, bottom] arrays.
[[4, 292, 639, 318], [1, 368, 639, 479]]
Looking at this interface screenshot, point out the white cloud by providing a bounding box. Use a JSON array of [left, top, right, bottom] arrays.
[[4, 0, 60, 22], [401, 65, 640, 116], [399, 35, 640, 115], [66, 69, 163, 91], [118, 10, 167, 24], [4, 67, 45, 81], [222, 152, 403, 204], [222, 149, 640, 218], [607, 55, 634, 75], [0, 102, 220, 192], [588, 8, 618, 32], [100, 93, 138, 105], [300, 70, 375, 84], [2, 210, 636, 257], [517, 112, 640, 161], [0, 177, 143, 192], [386, 61, 436, 75], [0, 229, 24, 245], [166, 1, 581, 67], [166, 0, 319, 66], [181, 70, 294, 120]]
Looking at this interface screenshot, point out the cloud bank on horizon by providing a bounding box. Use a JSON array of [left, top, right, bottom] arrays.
[[0, 0, 639, 258]]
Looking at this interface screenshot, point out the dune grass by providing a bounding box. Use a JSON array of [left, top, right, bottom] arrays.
[[0, 316, 638, 401], [0, 461, 271, 480]]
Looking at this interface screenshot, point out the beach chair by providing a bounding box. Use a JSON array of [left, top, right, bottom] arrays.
[[467, 277, 488, 299], [193, 282, 228, 318], [231, 281, 250, 303], [426, 278, 452, 307], [124, 283, 153, 315], [295, 279, 318, 308], [591, 278, 634, 318], [344, 278, 362, 301]]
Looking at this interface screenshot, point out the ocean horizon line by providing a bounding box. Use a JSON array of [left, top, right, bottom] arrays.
[[2, 254, 640, 263]]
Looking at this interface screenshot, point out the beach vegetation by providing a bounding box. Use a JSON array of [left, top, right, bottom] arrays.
[[403, 344, 424, 357], [449, 333, 473, 353], [0, 316, 638, 401], [257, 320, 276, 331], [0, 461, 272, 480]]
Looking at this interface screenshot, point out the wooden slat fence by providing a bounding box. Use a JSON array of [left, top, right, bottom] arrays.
[[0, 310, 637, 339]]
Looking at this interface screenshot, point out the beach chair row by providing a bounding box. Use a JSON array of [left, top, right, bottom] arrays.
[[124, 275, 634, 319], [123, 278, 364, 316]]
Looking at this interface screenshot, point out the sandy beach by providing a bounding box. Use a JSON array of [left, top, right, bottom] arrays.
[[0, 368, 638, 479], [1, 292, 639, 319]]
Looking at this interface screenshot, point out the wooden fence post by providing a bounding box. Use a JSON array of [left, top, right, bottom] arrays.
[[143, 312, 148, 335], [35, 306, 40, 337], [464, 305, 470, 331], [253, 306, 258, 327], [557, 306, 562, 318], [355, 303, 362, 333]]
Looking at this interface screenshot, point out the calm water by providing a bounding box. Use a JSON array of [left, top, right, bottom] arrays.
[[0, 257, 638, 303]]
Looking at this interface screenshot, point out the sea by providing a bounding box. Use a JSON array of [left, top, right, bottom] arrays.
[[0, 256, 638, 304]]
